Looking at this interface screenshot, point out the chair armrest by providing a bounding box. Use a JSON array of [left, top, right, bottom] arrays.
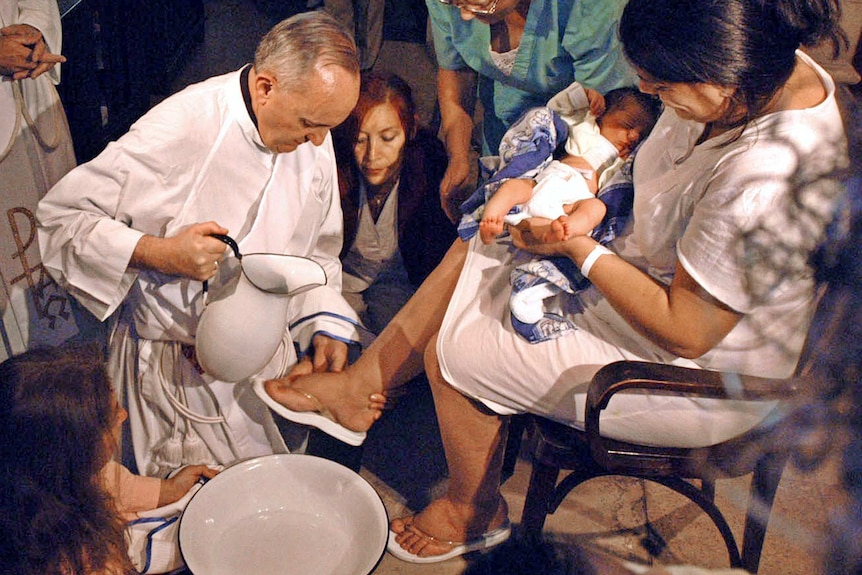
[[585, 361, 801, 441]]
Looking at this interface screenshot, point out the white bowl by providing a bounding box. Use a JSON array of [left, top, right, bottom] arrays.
[[179, 454, 388, 575]]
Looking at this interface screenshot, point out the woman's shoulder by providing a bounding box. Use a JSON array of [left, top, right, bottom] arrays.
[[403, 128, 448, 177], [410, 128, 447, 157]]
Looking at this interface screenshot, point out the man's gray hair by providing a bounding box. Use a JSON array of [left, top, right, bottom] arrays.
[[254, 11, 359, 86]]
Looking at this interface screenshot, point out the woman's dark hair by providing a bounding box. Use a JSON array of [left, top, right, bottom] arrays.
[[619, 0, 844, 128], [0, 343, 130, 575]]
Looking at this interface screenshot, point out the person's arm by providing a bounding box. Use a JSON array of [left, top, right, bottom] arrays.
[[158, 465, 219, 506], [436, 67, 478, 220], [36, 95, 223, 320], [129, 222, 229, 281], [100, 460, 161, 516], [547, 82, 605, 123], [510, 230, 741, 358], [563, 0, 638, 93], [285, 134, 362, 374]]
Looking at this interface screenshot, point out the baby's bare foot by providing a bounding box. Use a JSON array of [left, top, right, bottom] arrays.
[[541, 216, 570, 243], [479, 216, 505, 244]]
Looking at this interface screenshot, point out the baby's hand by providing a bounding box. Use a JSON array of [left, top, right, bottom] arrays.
[[158, 465, 219, 506], [584, 88, 606, 117]]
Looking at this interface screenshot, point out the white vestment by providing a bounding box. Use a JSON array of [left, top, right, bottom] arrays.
[[37, 68, 361, 475], [0, 0, 77, 361]]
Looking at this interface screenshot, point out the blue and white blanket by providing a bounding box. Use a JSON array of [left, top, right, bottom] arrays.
[[457, 107, 569, 241], [455, 106, 636, 344], [509, 158, 634, 343]]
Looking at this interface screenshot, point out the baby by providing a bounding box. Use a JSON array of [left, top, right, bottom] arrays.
[[478, 84, 661, 244]]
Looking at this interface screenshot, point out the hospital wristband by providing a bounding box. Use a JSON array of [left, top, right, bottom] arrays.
[[579, 244, 613, 279]]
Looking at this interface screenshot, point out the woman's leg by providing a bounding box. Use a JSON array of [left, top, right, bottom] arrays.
[[264, 239, 469, 432], [390, 333, 510, 557]]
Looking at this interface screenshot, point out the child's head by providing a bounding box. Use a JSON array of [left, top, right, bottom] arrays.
[[0, 343, 128, 575], [1, 343, 116, 484], [597, 87, 662, 158]]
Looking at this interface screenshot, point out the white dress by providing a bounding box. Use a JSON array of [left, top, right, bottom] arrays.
[[437, 52, 846, 448], [37, 68, 361, 475], [0, 0, 77, 361]]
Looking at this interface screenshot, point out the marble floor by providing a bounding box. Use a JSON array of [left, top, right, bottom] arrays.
[[165, 2, 851, 573]]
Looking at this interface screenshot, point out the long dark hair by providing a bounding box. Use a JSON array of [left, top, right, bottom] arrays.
[[619, 0, 844, 129], [0, 344, 130, 575]]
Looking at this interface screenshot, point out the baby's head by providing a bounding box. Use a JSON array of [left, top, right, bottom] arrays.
[[597, 88, 662, 158]]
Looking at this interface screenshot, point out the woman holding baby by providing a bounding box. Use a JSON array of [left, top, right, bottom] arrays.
[[264, 0, 848, 564]]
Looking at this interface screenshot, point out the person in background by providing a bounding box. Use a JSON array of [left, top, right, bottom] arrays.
[[0, 0, 80, 361], [334, 70, 456, 334], [36, 12, 362, 478], [425, 0, 637, 219], [322, 0, 385, 71], [262, 0, 848, 563]]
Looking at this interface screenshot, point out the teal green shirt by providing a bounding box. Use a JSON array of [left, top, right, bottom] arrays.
[[426, 0, 637, 154]]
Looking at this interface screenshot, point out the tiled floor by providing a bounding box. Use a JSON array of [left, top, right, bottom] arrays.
[[360, 391, 842, 575], [166, 2, 848, 573]]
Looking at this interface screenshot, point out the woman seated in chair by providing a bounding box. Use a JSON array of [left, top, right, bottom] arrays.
[[262, 0, 848, 563]]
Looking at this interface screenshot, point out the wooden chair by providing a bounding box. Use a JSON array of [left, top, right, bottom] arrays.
[[519, 360, 807, 573]]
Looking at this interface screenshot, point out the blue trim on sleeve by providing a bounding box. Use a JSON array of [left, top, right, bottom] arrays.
[[144, 515, 179, 573], [288, 311, 363, 331]]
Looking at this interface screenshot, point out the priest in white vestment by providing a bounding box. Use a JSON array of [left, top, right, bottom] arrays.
[[36, 13, 363, 476]]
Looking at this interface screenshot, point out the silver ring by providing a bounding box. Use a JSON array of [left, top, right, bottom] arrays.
[[213, 260, 219, 270]]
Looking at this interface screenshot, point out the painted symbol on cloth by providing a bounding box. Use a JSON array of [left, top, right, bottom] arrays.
[[6, 206, 71, 329]]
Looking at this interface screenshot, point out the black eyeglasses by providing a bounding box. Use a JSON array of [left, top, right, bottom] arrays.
[[437, 0, 500, 16]]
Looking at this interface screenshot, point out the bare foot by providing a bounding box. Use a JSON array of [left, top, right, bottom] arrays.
[[264, 371, 383, 433], [479, 216, 505, 244], [542, 216, 570, 243], [390, 496, 509, 559]]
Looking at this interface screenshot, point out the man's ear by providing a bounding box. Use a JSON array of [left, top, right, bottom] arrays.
[[254, 72, 276, 103]]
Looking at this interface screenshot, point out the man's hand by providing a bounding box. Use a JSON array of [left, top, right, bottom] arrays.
[[130, 221, 229, 281], [158, 465, 219, 506], [283, 333, 349, 384], [440, 158, 472, 223], [0, 25, 65, 79]]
